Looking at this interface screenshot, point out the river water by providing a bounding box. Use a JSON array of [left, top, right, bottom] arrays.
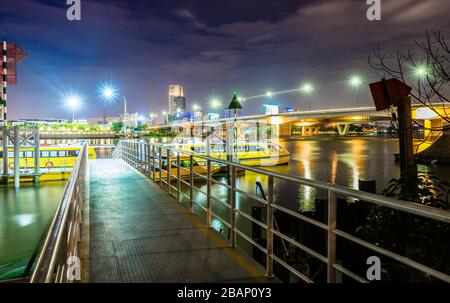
[[1, 136, 449, 280]]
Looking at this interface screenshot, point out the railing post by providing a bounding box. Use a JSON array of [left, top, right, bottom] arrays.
[[177, 153, 181, 203], [266, 175, 274, 278], [146, 142, 151, 177], [327, 190, 337, 283], [189, 154, 194, 213], [206, 159, 212, 227], [159, 147, 163, 188], [152, 145, 156, 182], [230, 165, 236, 248], [167, 149, 171, 194]]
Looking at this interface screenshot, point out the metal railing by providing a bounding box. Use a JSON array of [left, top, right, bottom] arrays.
[[30, 143, 88, 283], [115, 140, 450, 283]]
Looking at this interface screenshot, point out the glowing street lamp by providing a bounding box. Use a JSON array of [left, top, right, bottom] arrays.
[[300, 82, 314, 94], [211, 99, 222, 109], [349, 75, 363, 88], [348, 74, 363, 107], [300, 82, 314, 111], [413, 65, 429, 78], [66, 94, 81, 122], [99, 83, 128, 138], [192, 104, 201, 111], [266, 91, 273, 98]]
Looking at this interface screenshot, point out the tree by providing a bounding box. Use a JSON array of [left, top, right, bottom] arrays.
[[368, 30, 450, 125], [111, 121, 123, 133]]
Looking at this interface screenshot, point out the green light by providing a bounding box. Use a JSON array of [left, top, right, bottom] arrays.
[[300, 82, 314, 94], [348, 75, 363, 88], [210, 99, 222, 109], [414, 65, 429, 77]]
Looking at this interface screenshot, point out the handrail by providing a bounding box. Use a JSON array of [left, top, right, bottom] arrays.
[[30, 143, 88, 283], [116, 139, 450, 283]]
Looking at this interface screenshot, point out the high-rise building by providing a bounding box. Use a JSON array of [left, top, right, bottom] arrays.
[[168, 85, 185, 114]]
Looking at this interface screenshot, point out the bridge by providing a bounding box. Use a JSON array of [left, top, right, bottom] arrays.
[[29, 141, 450, 283], [149, 104, 449, 139]]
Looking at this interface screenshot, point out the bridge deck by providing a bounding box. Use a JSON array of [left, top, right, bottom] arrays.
[[86, 159, 268, 283]]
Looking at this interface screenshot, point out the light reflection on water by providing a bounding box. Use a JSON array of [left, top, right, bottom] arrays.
[[0, 182, 66, 279]]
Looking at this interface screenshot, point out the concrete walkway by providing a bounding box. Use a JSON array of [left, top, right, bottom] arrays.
[[87, 159, 268, 283]]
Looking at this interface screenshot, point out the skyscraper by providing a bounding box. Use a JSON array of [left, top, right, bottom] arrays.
[[168, 85, 185, 114]]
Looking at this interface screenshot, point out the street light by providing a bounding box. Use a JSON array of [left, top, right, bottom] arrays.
[[300, 82, 314, 111], [227, 92, 242, 162], [413, 65, 429, 78], [66, 94, 81, 122], [192, 104, 201, 111], [100, 84, 128, 138], [348, 74, 363, 107], [266, 91, 273, 98]]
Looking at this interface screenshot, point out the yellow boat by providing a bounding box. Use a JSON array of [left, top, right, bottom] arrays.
[[0, 145, 97, 182], [177, 142, 290, 166], [151, 156, 220, 180]]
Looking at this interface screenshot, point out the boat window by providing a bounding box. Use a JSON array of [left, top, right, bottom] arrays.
[[0, 151, 2, 158], [58, 151, 68, 157], [25, 151, 33, 158], [8, 152, 14, 158], [41, 151, 50, 157], [50, 151, 58, 157], [68, 150, 78, 157]]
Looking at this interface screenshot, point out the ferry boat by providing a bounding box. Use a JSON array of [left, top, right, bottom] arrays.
[[172, 140, 291, 166], [0, 144, 97, 182], [151, 155, 221, 180]]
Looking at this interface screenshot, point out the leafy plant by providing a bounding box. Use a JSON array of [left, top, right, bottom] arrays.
[[357, 172, 450, 281]]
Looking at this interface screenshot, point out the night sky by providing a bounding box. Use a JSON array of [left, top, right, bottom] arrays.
[[1, 0, 449, 121]]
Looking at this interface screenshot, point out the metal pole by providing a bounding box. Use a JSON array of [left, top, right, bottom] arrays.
[[123, 96, 127, 139], [146, 142, 150, 176], [159, 147, 162, 188], [206, 159, 212, 226], [177, 153, 181, 203], [152, 145, 156, 181], [1, 40, 8, 122], [189, 154, 194, 213], [2, 126, 8, 177], [13, 125, 19, 188], [230, 165, 236, 247], [266, 175, 274, 278], [34, 127, 40, 183], [327, 190, 337, 283], [167, 149, 171, 194]]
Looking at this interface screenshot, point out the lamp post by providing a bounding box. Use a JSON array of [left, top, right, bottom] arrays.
[[300, 82, 314, 111], [66, 95, 81, 122], [227, 92, 242, 162], [348, 74, 363, 107], [100, 85, 128, 138]]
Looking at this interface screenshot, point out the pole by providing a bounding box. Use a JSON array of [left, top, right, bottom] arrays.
[[2, 126, 7, 177], [397, 96, 416, 178], [13, 125, 19, 188], [34, 127, 40, 183], [72, 105, 75, 121], [1, 40, 7, 122], [123, 96, 127, 138]]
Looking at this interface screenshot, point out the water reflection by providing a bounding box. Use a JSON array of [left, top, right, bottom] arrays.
[[0, 182, 66, 280]]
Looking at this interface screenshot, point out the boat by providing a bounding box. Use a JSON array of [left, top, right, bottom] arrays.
[[0, 144, 97, 182], [151, 155, 221, 180], [172, 140, 291, 166]]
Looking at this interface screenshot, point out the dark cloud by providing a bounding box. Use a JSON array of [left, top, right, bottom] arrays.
[[1, 0, 449, 120]]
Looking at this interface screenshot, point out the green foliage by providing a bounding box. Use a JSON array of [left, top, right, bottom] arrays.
[[358, 172, 450, 280], [145, 130, 179, 138], [111, 121, 124, 133]]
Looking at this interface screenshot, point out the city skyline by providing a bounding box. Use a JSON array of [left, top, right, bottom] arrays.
[[1, 0, 450, 121]]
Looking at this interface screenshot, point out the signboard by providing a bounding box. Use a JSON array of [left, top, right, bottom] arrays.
[[0, 44, 28, 86], [369, 78, 412, 111], [263, 104, 279, 115]]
